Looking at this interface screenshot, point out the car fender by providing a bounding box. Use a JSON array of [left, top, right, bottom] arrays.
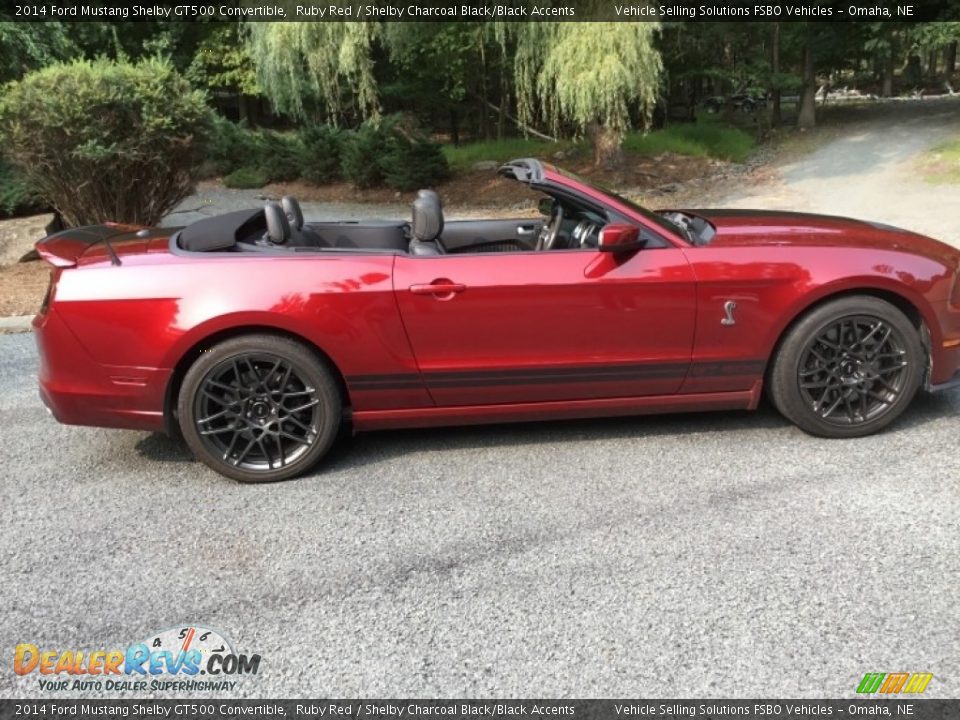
[[763, 274, 944, 360]]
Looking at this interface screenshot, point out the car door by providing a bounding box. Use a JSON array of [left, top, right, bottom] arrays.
[[392, 245, 697, 407], [441, 219, 543, 252]]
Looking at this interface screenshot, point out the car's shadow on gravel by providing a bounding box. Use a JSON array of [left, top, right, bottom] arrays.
[[134, 432, 194, 464], [132, 390, 960, 477], [321, 390, 960, 473]]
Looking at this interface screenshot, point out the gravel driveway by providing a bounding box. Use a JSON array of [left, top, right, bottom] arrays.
[[3, 101, 960, 699], [719, 98, 960, 245]]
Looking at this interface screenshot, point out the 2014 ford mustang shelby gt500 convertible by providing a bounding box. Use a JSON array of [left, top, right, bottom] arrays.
[[33, 159, 960, 482]]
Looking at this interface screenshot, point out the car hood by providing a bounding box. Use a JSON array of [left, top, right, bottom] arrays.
[[684, 209, 958, 265]]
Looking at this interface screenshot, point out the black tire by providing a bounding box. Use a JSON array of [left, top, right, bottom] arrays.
[[178, 334, 341, 483], [768, 296, 924, 438]]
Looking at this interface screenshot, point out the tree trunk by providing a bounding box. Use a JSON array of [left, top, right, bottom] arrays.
[[450, 109, 459, 147], [946, 41, 957, 75], [881, 52, 894, 97], [497, 59, 507, 140], [590, 123, 625, 168], [798, 44, 816, 130], [479, 43, 490, 140], [771, 21, 782, 127]]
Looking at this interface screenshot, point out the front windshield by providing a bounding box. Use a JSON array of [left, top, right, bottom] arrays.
[[551, 167, 686, 238]]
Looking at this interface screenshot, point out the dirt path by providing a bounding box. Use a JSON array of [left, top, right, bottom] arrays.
[[715, 98, 960, 245]]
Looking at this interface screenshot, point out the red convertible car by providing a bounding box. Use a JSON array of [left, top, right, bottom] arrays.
[[33, 159, 960, 482]]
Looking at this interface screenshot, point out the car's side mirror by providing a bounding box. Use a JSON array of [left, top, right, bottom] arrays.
[[598, 224, 644, 253], [537, 197, 555, 216]]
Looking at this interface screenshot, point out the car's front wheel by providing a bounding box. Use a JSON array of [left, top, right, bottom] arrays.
[[178, 334, 341, 482], [768, 296, 924, 438]]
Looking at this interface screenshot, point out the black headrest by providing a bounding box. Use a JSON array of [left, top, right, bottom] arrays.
[[281, 196, 304, 230], [417, 189, 443, 234], [264, 202, 290, 244], [411, 195, 441, 242]]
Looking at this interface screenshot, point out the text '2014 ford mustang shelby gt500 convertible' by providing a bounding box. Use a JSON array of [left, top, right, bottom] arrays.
[[33, 159, 960, 482]]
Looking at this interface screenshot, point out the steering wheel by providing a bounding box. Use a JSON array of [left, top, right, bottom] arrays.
[[536, 203, 565, 251]]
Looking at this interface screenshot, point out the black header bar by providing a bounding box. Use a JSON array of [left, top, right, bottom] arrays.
[[2, 0, 957, 23]]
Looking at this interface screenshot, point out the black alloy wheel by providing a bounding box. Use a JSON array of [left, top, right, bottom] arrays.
[[769, 296, 923, 438], [178, 335, 341, 482], [798, 316, 908, 425]]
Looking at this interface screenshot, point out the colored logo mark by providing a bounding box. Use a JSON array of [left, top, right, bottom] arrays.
[[856, 672, 933, 694]]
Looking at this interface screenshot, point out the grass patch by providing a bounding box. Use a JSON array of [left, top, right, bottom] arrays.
[[223, 166, 270, 189], [443, 120, 755, 172], [624, 122, 755, 163], [921, 137, 960, 184], [442, 137, 583, 171]]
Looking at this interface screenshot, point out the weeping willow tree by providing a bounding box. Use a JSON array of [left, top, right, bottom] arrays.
[[245, 17, 662, 167], [508, 22, 662, 167], [245, 21, 381, 123]]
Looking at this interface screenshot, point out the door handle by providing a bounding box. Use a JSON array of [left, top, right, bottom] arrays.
[[409, 280, 466, 296], [517, 225, 537, 236]]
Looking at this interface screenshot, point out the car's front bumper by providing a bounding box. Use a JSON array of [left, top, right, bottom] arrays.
[[928, 368, 960, 393]]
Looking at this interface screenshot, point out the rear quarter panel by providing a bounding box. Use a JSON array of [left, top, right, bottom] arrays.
[[51, 252, 430, 412]]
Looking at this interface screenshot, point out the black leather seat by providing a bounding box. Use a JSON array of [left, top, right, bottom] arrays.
[[264, 202, 291, 244], [408, 191, 444, 256], [281, 196, 328, 247]]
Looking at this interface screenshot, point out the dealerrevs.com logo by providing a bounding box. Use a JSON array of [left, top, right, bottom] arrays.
[[14, 625, 262, 692]]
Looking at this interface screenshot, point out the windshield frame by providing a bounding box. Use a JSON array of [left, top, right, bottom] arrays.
[[548, 166, 688, 240]]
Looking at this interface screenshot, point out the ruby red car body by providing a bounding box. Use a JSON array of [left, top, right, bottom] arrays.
[[32, 159, 960, 475]]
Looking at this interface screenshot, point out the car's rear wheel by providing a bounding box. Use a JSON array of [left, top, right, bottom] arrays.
[[178, 334, 341, 482], [768, 296, 924, 438]]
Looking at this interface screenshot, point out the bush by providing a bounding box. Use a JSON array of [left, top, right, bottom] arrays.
[[298, 125, 343, 184], [0, 157, 45, 218], [381, 134, 449, 191], [0, 58, 212, 227], [206, 116, 257, 176], [341, 123, 387, 189], [206, 117, 305, 184], [256, 129, 304, 183], [223, 167, 270, 189], [341, 116, 449, 190]]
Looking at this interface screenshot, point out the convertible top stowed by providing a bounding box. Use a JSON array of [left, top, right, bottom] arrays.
[[178, 208, 265, 252]]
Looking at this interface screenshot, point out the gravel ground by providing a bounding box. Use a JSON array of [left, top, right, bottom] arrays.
[[718, 98, 960, 245], [3, 101, 960, 699], [1, 329, 959, 698]]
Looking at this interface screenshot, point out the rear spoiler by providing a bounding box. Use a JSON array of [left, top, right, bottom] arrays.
[[35, 223, 141, 268]]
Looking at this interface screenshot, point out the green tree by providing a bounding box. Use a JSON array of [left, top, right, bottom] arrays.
[[0, 58, 212, 226], [245, 18, 662, 166], [245, 21, 381, 123], [509, 22, 662, 167], [0, 20, 75, 82], [382, 22, 500, 144], [187, 24, 261, 122]]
